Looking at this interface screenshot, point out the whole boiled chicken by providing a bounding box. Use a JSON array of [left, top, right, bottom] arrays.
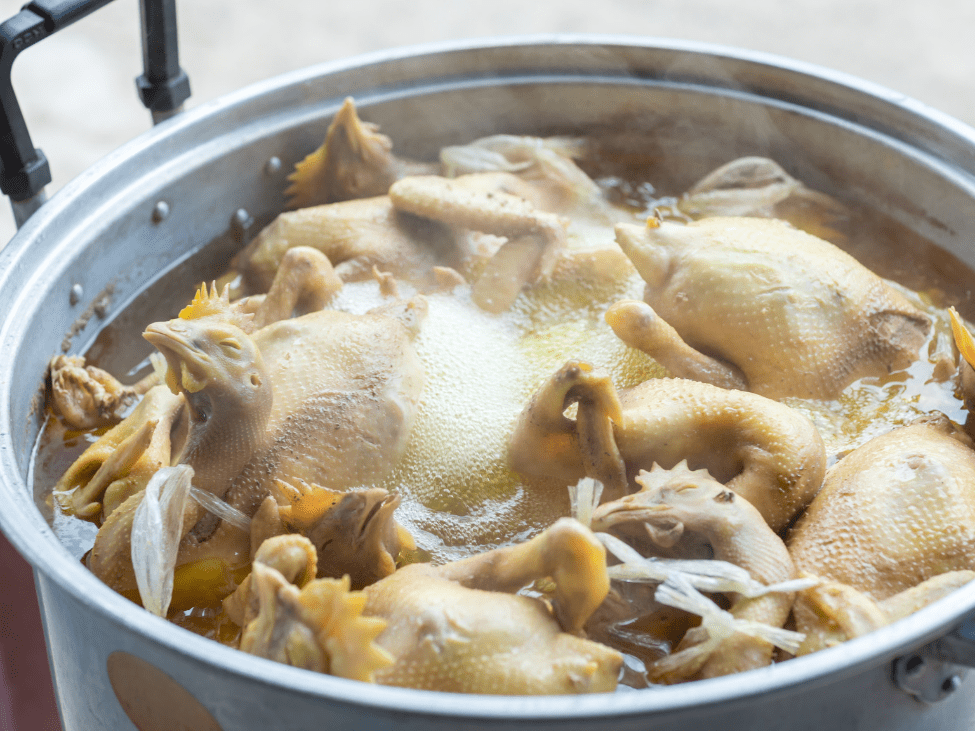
[[608, 217, 930, 399]]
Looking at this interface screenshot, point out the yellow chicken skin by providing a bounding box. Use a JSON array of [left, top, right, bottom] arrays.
[[236, 195, 453, 292], [266, 483, 416, 590], [388, 169, 636, 313], [592, 464, 798, 682], [47, 108, 975, 695], [230, 520, 620, 694], [55, 384, 185, 520], [51, 246, 341, 432], [226, 535, 394, 682], [510, 361, 826, 531], [788, 414, 975, 600], [609, 217, 931, 399], [244, 115, 637, 312], [949, 306, 975, 420]]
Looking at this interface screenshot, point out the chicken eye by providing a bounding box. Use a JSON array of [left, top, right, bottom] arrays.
[[219, 338, 242, 351]]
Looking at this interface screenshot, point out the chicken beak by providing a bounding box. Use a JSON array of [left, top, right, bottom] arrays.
[[144, 321, 210, 394], [591, 499, 669, 532]]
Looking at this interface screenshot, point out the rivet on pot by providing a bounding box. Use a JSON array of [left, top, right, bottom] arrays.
[[152, 201, 170, 224], [231, 208, 254, 239], [265, 156, 282, 175], [905, 655, 926, 677], [942, 675, 963, 695], [893, 652, 968, 703], [69, 283, 83, 306]]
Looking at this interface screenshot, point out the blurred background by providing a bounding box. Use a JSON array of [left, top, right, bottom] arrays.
[[0, 0, 974, 244], [0, 1, 974, 728]]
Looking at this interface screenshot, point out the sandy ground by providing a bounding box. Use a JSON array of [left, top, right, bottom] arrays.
[[0, 0, 973, 243]]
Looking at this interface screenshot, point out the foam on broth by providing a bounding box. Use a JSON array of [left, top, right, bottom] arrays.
[[29, 140, 975, 688]]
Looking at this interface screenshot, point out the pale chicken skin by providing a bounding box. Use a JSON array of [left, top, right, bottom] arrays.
[[257, 484, 415, 590], [47, 101, 975, 695], [366, 517, 619, 693], [231, 520, 621, 694], [792, 570, 975, 655], [609, 217, 931, 399], [387, 168, 634, 312], [236, 195, 452, 292], [788, 415, 975, 600], [77, 283, 425, 599], [510, 361, 826, 531], [241, 101, 635, 312], [677, 157, 852, 244], [592, 464, 798, 682]]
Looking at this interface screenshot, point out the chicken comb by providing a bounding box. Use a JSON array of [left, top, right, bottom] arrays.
[[284, 143, 329, 210], [178, 282, 256, 333], [634, 460, 715, 493]]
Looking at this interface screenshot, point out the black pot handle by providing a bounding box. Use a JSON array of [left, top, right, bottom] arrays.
[[0, 0, 191, 228]]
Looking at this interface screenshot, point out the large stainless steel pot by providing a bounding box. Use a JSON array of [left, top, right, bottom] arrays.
[[3, 36, 975, 731]]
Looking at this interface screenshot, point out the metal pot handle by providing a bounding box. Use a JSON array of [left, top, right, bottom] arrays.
[[893, 616, 975, 703], [0, 0, 190, 228]]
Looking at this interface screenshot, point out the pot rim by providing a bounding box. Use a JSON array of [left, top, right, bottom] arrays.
[[3, 33, 975, 721]]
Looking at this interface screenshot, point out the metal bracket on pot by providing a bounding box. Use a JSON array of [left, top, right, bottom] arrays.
[[0, 0, 190, 229], [893, 617, 975, 703]]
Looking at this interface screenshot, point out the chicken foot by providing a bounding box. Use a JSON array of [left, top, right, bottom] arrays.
[[508, 360, 628, 501], [432, 516, 609, 633], [48, 354, 164, 430], [55, 384, 185, 520]]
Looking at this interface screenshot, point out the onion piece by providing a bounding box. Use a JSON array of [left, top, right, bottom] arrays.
[[189, 485, 251, 533], [654, 573, 806, 664], [568, 477, 604, 528], [131, 465, 194, 617], [598, 531, 817, 598]]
